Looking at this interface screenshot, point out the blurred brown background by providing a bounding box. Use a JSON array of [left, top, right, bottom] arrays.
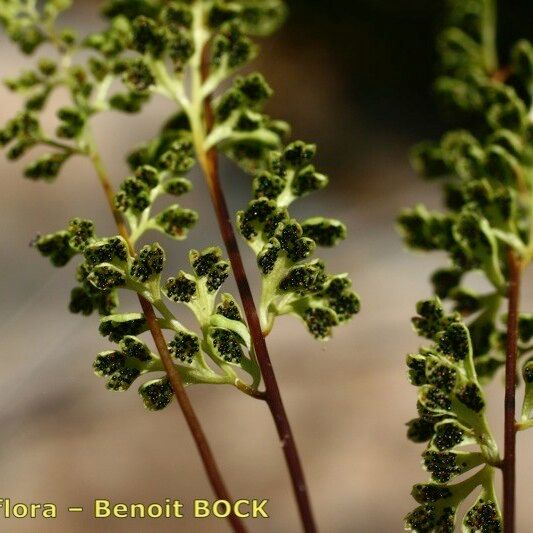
[[1, 1, 533, 531]]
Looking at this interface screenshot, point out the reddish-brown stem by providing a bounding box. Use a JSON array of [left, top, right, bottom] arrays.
[[503, 248, 521, 533], [199, 49, 318, 533], [492, 65, 512, 83], [89, 151, 247, 533]]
